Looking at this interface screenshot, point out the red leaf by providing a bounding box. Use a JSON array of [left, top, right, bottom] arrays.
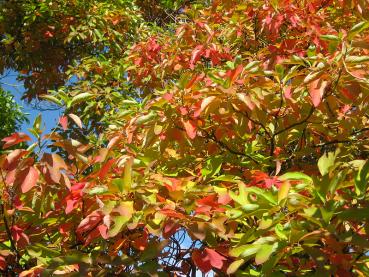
[[284, 85, 293, 100], [20, 166, 39, 193], [340, 88, 355, 101], [44, 30, 54, 38], [65, 199, 78, 214], [77, 211, 103, 234], [11, 225, 29, 247], [192, 249, 212, 273], [227, 64, 243, 85], [183, 120, 197, 139], [59, 116, 68, 130], [98, 225, 109, 239], [190, 45, 204, 69], [0, 256, 6, 271], [98, 158, 116, 179], [2, 133, 31, 149], [163, 220, 180, 239], [205, 248, 227, 270], [308, 79, 328, 107], [192, 248, 227, 273]]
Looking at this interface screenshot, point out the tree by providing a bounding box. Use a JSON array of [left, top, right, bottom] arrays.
[[1, 0, 369, 276], [0, 87, 27, 142]]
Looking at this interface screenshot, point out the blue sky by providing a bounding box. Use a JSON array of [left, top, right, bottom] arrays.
[[1, 71, 61, 138]]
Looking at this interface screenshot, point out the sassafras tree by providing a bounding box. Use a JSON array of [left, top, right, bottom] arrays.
[[1, 0, 369, 276]]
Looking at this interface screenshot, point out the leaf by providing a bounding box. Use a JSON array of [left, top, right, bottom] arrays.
[[194, 96, 216, 117], [135, 111, 157, 125], [39, 94, 63, 106], [278, 182, 290, 204], [68, 113, 83, 128], [88, 186, 108, 195], [76, 211, 103, 234], [192, 248, 226, 273], [236, 93, 255, 110], [108, 215, 130, 237], [275, 224, 288, 240], [227, 259, 245, 275], [318, 151, 336, 176], [279, 172, 312, 183], [2, 133, 31, 149], [229, 244, 260, 258], [348, 21, 369, 40], [183, 120, 197, 139], [20, 166, 39, 193], [308, 78, 328, 107], [69, 93, 93, 107], [123, 157, 133, 191], [255, 244, 274, 265], [355, 159, 369, 196], [98, 158, 115, 179], [59, 116, 68, 130], [3, 149, 28, 170], [320, 34, 340, 41], [345, 56, 369, 63]]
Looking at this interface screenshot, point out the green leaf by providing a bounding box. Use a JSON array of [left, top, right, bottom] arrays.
[[201, 156, 222, 177], [39, 94, 63, 106], [242, 204, 260, 211], [255, 244, 274, 265], [227, 259, 245, 275], [135, 111, 157, 125], [69, 93, 93, 108], [348, 21, 369, 40], [355, 159, 369, 196], [229, 244, 260, 258], [275, 224, 288, 240], [278, 182, 290, 204], [108, 215, 130, 237], [345, 56, 369, 63], [88, 186, 108, 195], [320, 34, 340, 41], [318, 151, 336, 176], [279, 172, 312, 183]]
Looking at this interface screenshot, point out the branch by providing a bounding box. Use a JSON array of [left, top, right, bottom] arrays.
[[274, 106, 315, 136], [202, 129, 260, 164]]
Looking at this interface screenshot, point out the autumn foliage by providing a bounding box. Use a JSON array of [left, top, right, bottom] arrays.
[[1, 0, 369, 276]]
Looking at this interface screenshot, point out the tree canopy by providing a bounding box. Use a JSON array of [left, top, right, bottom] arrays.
[[1, 0, 369, 276], [0, 87, 27, 143]]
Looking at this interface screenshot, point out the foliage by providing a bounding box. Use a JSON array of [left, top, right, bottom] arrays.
[[0, 87, 28, 141], [1, 0, 369, 276]]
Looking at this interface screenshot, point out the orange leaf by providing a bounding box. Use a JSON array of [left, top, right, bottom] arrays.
[[20, 166, 39, 193], [132, 229, 148, 251], [183, 120, 197, 139], [159, 208, 186, 219], [99, 158, 116, 179], [2, 133, 31, 149], [59, 116, 68, 130], [308, 79, 328, 107], [194, 96, 216, 117], [3, 149, 28, 170]]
